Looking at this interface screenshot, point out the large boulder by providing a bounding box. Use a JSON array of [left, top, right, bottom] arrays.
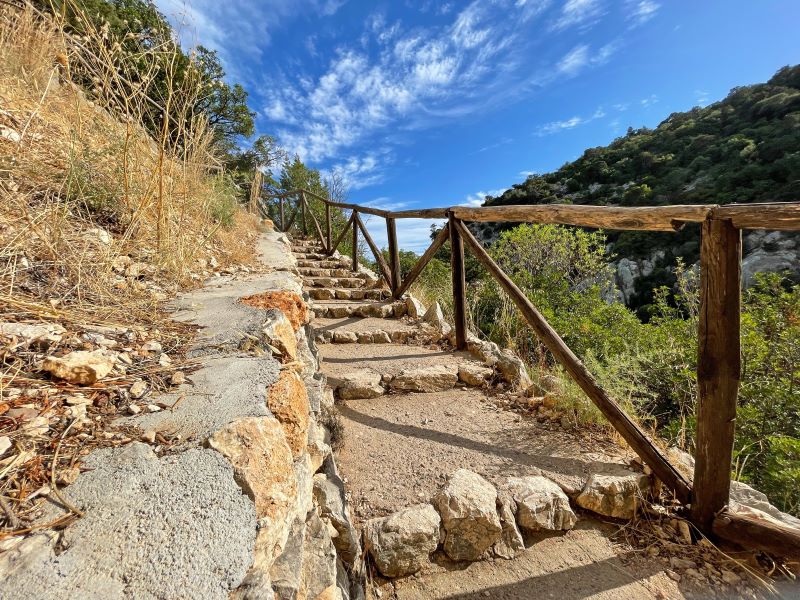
[[389, 365, 458, 393], [433, 469, 502, 561], [503, 476, 577, 532], [575, 471, 650, 519], [422, 302, 451, 339], [331, 370, 384, 400], [494, 350, 532, 390], [363, 504, 441, 578], [42, 349, 117, 384]]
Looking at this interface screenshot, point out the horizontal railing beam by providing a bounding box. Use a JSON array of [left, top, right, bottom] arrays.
[[451, 204, 713, 231], [715, 202, 800, 230]]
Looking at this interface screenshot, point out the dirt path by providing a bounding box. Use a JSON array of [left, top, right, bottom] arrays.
[[293, 238, 722, 600]]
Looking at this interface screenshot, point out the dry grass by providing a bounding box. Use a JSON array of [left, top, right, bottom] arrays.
[[0, 4, 259, 533]]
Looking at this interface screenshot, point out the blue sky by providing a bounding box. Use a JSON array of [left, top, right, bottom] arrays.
[[156, 0, 800, 251]]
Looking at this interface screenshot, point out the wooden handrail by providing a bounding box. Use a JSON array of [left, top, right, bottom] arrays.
[[266, 181, 800, 554]]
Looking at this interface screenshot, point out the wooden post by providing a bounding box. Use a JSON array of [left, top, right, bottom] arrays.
[[279, 197, 285, 231], [692, 217, 741, 533], [352, 210, 359, 273], [326, 202, 332, 251], [300, 193, 308, 236], [449, 216, 468, 350], [386, 217, 400, 294]]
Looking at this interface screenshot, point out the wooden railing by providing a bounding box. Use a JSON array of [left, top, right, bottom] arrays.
[[259, 189, 800, 558]]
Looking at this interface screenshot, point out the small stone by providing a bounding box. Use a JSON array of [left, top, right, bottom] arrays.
[[127, 404, 141, 415], [170, 371, 185, 386], [57, 467, 80, 486], [141, 340, 162, 353], [667, 570, 681, 582], [129, 380, 148, 399], [145, 404, 161, 413], [676, 519, 692, 544], [0, 436, 11, 456], [158, 353, 172, 367], [142, 430, 157, 443], [42, 349, 117, 385]]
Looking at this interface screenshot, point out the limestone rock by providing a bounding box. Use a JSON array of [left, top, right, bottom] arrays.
[[495, 350, 532, 390], [333, 331, 358, 344], [261, 309, 298, 361], [332, 370, 384, 400], [371, 331, 391, 344], [0, 322, 65, 347], [302, 510, 339, 599], [208, 417, 296, 572], [433, 469, 502, 562], [405, 296, 426, 320], [42, 349, 117, 385], [493, 490, 524, 559], [575, 472, 649, 519], [730, 480, 800, 529], [357, 332, 373, 344], [503, 476, 577, 532], [267, 370, 310, 458], [363, 504, 441, 578], [422, 302, 451, 337], [457, 364, 494, 387], [389, 365, 458, 393], [314, 473, 361, 564], [129, 380, 148, 399]]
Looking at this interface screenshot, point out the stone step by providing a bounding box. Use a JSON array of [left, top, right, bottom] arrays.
[[312, 316, 420, 345], [296, 259, 350, 269], [311, 300, 407, 319], [306, 277, 365, 289], [298, 267, 366, 278], [320, 344, 494, 399], [295, 252, 328, 260], [306, 288, 385, 301]]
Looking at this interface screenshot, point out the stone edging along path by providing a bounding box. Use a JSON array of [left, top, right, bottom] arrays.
[[1, 230, 364, 600]]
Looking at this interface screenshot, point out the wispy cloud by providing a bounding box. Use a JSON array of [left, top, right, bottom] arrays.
[[695, 90, 710, 106], [556, 41, 618, 76], [641, 93, 659, 107], [550, 0, 605, 32], [535, 106, 606, 135], [625, 0, 660, 26]]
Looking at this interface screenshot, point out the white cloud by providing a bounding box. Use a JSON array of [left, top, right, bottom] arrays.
[[324, 151, 389, 190], [268, 0, 598, 171], [551, 0, 605, 31], [626, 0, 660, 26], [462, 189, 507, 207], [519, 170, 537, 177], [557, 44, 590, 75], [695, 90, 710, 106], [360, 216, 445, 254], [641, 93, 659, 107], [535, 104, 606, 135]]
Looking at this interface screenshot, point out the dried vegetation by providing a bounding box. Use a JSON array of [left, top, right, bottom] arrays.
[[0, 5, 259, 535]]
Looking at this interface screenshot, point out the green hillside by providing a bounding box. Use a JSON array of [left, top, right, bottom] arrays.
[[482, 65, 800, 311], [488, 65, 800, 212]]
